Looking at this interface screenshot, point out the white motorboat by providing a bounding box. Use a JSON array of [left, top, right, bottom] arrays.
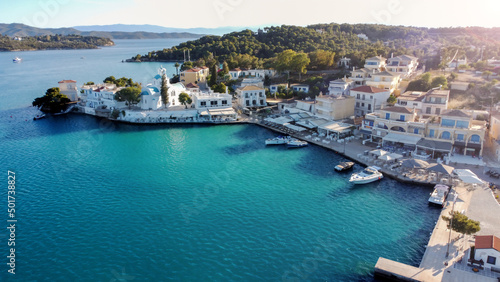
[[13, 57, 22, 63], [428, 184, 450, 207], [265, 136, 291, 145], [286, 139, 308, 148], [349, 166, 383, 184]]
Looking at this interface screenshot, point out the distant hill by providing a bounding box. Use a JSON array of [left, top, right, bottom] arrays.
[[0, 23, 204, 39], [72, 24, 264, 36]]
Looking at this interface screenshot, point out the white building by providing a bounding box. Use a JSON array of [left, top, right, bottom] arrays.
[[269, 83, 287, 94], [241, 77, 264, 88], [474, 235, 500, 272], [229, 68, 276, 79], [365, 70, 401, 94], [364, 56, 386, 70], [80, 83, 125, 110], [58, 80, 79, 102], [386, 55, 419, 78], [328, 77, 355, 96], [357, 33, 369, 40], [395, 89, 450, 116], [236, 85, 267, 108], [192, 91, 232, 109], [291, 84, 309, 93], [349, 86, 390, 116], [338, 57, 351, 69], [140, 85, 163, 110]]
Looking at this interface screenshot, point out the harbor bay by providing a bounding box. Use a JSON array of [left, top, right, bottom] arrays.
[[0, 39, 441, 281]]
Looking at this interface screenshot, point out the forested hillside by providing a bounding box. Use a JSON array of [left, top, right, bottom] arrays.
[[0, 34, 114, 51]]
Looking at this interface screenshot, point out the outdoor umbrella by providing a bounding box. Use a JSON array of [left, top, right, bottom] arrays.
[[427, 163, 455, 176], [378, 155, 394, 162], [401, 159, 429, 169], [370, 149, 388, 156]]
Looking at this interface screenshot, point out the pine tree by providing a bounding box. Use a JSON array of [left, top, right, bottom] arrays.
[[161, 74, 169, 108]]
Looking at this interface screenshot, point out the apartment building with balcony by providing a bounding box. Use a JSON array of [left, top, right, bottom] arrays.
[[395, 89, 450, 116], [349, 85, 390, 116]]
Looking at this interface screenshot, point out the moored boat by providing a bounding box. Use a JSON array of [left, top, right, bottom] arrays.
[[335, 161, 355, 172], [349, 166, 383, 184], [33, 114, 46, 120], [286, 138, 308, 148], [428, 184, 450, 207], [13, 57, 22, 63], [265, 136, 291, 145]]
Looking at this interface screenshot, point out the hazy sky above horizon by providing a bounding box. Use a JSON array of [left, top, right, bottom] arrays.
[[1, 0, 499, 29]]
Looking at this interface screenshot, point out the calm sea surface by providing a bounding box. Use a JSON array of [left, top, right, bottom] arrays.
[[0, 39, 440, 281]]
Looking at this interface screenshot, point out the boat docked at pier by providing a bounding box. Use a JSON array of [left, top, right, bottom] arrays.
[[428, 184, 450, 207], [349, 166, 383, 184], [265, 136, 291, 145], [335, 161, 355, 172], [286, 139, 308, 148]]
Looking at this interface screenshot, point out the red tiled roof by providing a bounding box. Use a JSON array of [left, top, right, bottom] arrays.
[[231, 68, 242, 71], [475, 235, 500, 252], [351, 85, 387, 93], [58, 80, 77, 83], [183, 67, 208, 73]]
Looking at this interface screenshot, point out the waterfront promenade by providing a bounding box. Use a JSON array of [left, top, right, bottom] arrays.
[[253, 119, 500, 282]]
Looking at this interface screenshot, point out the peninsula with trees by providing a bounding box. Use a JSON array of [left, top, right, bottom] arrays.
[[0, 34, 114, 51]]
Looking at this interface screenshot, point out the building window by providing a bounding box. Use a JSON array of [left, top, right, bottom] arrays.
[[441, 131, 451, 140], [246, 101, 250, 106], [456, 120, 469, 128], [400, 115, 405, 121], [201, 101, 206, 106], [368, 104, 371, 111], [436, 108, 440, 115], [487, 256, 496, 265], [222, 100, 227, 105], [426, 107, 431, 114], [362, 94, 365, 100], [370, 95, 373, 100], [260, 100, 264, 105], [470, 134, 480, 143], [211, 101, 217, 106], [385, 113, 390, 119], [356, 102, 360, 107], [429, 129, 435, 138], [361, 103, 365, 107], [442, 119, 456, 127], [414, 128, 419, 134], [357, 94, 360, 99], [456, 134, 464, 141], [245, 93, 249, 98]]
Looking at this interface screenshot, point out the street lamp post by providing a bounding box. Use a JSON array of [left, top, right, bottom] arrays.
[[446, 191, 458, 258]]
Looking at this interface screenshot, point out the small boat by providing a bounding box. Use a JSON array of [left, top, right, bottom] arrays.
[[428, 184, 450, 207], [349, 166, 383, 184], [13, 57, 22, 63], [265, 136, 291, 145], [335, 161, 355, 172], [286, 139, 308, 148], [33, 114, 46, 120]]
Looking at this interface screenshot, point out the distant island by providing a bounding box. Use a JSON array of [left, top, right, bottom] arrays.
[[0, 23, 204, 40], [0, 34, 114, 51]]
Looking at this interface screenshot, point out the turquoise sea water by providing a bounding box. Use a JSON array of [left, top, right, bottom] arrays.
[[0, 40, 440, 281]]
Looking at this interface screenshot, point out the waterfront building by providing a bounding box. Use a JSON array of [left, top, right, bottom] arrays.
[[140, 85, 162, 110], [58, 80, 79, 102], [396, 89, 450, 116], [80, 83, 125, 112], [424, 109, 486, 157], [194, 91, 237, 121], [236, 85, 266, 108], [315, 95, 355, 120], [473, 235, 500, 272], [361, 106, 424, 149], [364, 55, 386, 71], [295, 100, 316, 113], [180, 66, 209, 85], [386, 55, 419, 78], [365, 70, 401, 94], [349, 85, 390, 116], [328, 77, 355, 96]]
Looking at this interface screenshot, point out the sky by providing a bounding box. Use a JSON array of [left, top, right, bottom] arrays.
[[0, 0, 499, 29]]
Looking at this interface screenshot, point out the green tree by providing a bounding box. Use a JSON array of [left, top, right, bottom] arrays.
[[431, 75, 448, 89], [181, 61, 193, 71], [458, 64, 470, 70], [474, 60, 488, 71], [178, 92, 192, 109], [275, 49, 297, 73], [161, 74, 169, 108], [85, 81, 94, 85], [209, 64, 218, 87], [308, 50, 335, 69], [448, 72, 458, 82], [290, 52, 310, 80], [387, 95, 397, 105], [103, 76, 116, 84], [482, 71, 493, 80], [32, 87, 71, 113], [442, 211, 480, 236], [174, 62, 180, 75], [114, 87, 141, 109], [406, 73, 432, 91], [212, 82, 227, 93]]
